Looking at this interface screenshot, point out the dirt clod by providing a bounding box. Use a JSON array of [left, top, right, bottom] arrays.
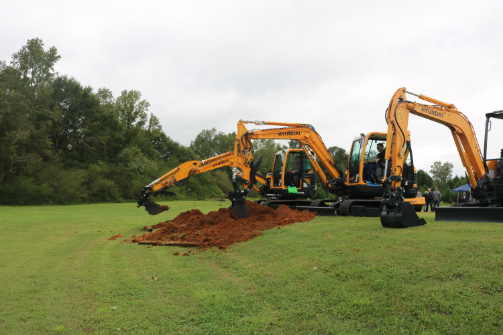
[[131, 201, 316, 251], [108, 234, 122, 240]]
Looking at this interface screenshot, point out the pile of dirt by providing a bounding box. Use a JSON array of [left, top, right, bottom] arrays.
[[129, 200, 316, 250]]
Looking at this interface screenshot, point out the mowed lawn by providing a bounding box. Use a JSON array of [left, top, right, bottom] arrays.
[[1, 201, 503, 334]]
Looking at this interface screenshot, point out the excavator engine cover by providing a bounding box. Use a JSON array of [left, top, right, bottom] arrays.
[[380, 201, 426, 228]]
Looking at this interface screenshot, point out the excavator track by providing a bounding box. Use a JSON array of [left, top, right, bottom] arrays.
[[258, 199, 337, 216], [337, 199, 352, 216], [337, 199, 381, 217]]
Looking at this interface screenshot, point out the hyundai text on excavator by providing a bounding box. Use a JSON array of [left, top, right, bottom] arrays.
[[138, 120, 424, 219], [380, 87, 503, 228]]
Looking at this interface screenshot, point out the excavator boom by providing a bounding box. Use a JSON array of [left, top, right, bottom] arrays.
[[381, 88, 503, 227]]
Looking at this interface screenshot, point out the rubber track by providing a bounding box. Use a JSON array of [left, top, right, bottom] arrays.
[[337, 199, 352, 216], [338, 199, 381, 216], [310, 199, 327, 207]]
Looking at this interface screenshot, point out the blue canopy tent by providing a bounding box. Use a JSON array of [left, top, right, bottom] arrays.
[[452, 184, 472, 192], [451, 184, 472, 203]]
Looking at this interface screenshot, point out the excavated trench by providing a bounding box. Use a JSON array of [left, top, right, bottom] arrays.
[[122, 200, 316, 251]]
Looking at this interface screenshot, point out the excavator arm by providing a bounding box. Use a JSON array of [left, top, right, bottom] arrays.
[[384, 88, 485, 191], [139, 119, 345, 219], [381, 87, 488, 227], [137, 152, 264, 215]]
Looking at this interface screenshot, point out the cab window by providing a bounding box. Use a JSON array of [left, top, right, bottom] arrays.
[[272, 153, 284, 187], [364, 138, 386, 163], [302, 156, 313, 173], [348, 139, 362, 180], [285, 152, 300, 172], [404, 141, 413, 166]]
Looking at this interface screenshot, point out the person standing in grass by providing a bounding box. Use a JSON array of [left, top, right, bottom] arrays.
[[432, 187, 442, 211], [423, 188, 433, 212], [459, 192, 469, 204]]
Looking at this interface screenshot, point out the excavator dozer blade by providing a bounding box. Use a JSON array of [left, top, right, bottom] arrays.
[[435, 207, 503, 223], [142, 200, 170, 216], [381, 201, 426, 228]]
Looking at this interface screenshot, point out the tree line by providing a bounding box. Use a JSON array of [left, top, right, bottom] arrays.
[[1, 39, 465, 206], [0, 39, 349, 205]]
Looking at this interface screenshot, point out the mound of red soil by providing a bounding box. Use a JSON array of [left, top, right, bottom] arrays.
[[131, 201, 316, 250]]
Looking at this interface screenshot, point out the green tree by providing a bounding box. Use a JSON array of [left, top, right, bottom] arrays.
[[417, 169, 434, 190], [441, 188, 454, 204], [116, 146, 157, 177], [288, 140, 301, 149], [252, 139, 287, 176], [0, 39, 60, 184], [50, 76, 117, 166], [115, 90, 149, 131], [11, 38, 60, 106], [190, 128, 235, 159], [430, 161, 453, 189], [327, 146, 348, 173]]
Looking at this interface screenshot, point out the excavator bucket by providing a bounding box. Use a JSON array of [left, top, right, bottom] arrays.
[[137, 188, 175, 215], [142, 200, 170, 215], [230, 195, 250, 219], [380, 201, 426, 228], [380, 177, 426, 228], [228, 156, 263, 219]]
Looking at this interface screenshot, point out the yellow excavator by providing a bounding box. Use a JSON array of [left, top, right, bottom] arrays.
[[237, 121, 424, 216], [136, 151, 266, 215], [380, 88, 503, 228], [138, 120, 424, 218]]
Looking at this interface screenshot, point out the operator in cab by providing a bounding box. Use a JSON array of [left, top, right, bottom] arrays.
[[364, 143, 385, 182], [286, 156, 301, 186]]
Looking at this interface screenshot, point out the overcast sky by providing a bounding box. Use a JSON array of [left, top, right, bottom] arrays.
[[2, 0, 503, 177]]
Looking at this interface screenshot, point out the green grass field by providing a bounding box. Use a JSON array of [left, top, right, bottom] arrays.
[[1, 201, 502, 334]]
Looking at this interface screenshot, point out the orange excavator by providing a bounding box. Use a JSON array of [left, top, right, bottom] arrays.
[[136, 121, 325, 218], [136, 151, 265, 216], [380, 88, 503, 228], [235, 121, 423, 217], [138, 120, 424, 219]]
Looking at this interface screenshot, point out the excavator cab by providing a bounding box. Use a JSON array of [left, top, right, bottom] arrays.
[[346, 133, 419, 198], [261, 149, 316, 199], [338, 132, 424, 216], [348, 133, 389, 185]]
